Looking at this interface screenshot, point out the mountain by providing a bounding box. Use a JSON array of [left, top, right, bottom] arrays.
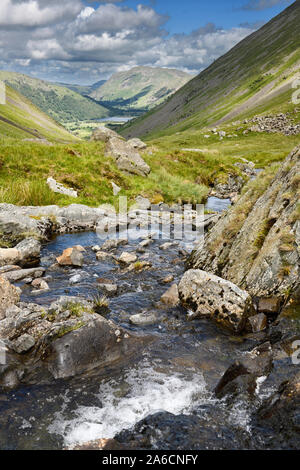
[[57, 80, 106, 97], [121, 1, 300, 138], [0, 84, 77, 142], [90, 66, 192, 113], [0, 71, 110, 124]]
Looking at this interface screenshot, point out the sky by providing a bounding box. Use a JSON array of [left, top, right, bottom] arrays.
[[0, 0, 294, 84]]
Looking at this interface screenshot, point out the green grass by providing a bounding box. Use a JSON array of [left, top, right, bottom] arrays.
[[0, 113, 298, 208]]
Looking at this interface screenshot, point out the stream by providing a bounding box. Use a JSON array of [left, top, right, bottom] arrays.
[[0, 196, 290, 450]]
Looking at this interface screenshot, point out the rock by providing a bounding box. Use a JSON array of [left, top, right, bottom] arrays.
[[254, 372, 300, 449], [247, 313, 267, 333], [178, 270, 255, 333], [91, 245, 101, 252], [10, 334, 35, 354], [0, 297, 149, 389], [0, 248, 20, 267], [0, 275, 20, 320], [69, 438, 126, 451], [0, 238, 41, 268], [159, 242, 178, 251], [162, 274, 174, 284], [127, 261, 152, 272], [139, 238, 153, 248], [101, 239, 127, 251], [105, 137, 150, 177], [127, 138, 147, 150], [219, 131, 226, 137], [2, 267, 45, 282], [56, 246, 84, 267], [90, 127, 121, 142], [0, 265, 21, 274], [69, 274, 82, 284], [135, 196, 151, 210], [215, 342, 273, 399], [111, 182, 121, 196], [160, 284, 180, 307], [113, 411, 247, 450], [96, 251, 115, 261], [129, 312, 158, 326], [258, 297, 281, 315], [187, 146, 300, 298], [119, 252, 137, 265], [31, 279, 49, 292], [97, 282, 118, 294], [47, 177, 78, 198], [15, 238, 41, 266], [212, 174, 244, 199]]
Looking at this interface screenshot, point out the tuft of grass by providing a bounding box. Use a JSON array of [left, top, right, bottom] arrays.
[[56, 321, 86, 338], [92, 294, 110, 315], [253, 218, 276, 249]]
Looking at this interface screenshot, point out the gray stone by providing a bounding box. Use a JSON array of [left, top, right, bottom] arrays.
[[47, 177, 78, 198], [10, 334, 35, 354], [105, 137, 150, 177], [160, 284, 180, 307], [90, 127, 121, 142], [2, 267, 45, 282], [0, 275, 20, 320], [178, 270, 255, 333], [127, 138, 147, 150], [119, 252, 137, 265], [130, 312, 158, 326]]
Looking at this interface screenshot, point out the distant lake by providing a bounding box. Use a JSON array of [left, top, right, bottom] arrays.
[[96, 116, 135, 123]]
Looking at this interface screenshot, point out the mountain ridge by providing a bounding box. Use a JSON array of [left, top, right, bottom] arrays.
[[121, 1, 300, 139], [91, 66, 192, 113]]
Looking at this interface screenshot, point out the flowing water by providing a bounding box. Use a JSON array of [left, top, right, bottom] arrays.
[[0, 197, 284, 449]]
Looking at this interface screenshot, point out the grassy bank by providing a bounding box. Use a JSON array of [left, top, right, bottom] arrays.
[[0, 124, 298, 208]]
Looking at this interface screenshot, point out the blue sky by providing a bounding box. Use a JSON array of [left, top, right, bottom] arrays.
[[0, 0, 294, 83], [85, 0, 292, 32]]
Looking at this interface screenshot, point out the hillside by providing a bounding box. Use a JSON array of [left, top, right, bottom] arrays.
[[121, 1, 300, 139], [90, 66, 191, 113], [0, 84, 77, 142], [0, 71, 110, 124], [57, 80, 106, 97]]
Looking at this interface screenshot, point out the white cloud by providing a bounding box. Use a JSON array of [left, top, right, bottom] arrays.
[[0, 1, 258, 84]]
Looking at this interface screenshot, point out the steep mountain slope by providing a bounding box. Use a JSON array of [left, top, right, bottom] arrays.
[[0, 84, 77, 142], [121, 1, 300, 138], [91, 66, 191, 113], [0, 71, 110, 124]]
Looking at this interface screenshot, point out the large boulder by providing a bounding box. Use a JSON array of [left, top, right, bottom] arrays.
[[0, 275, 20, 320], [105, 137, 150, 177], [90, 127, 121, 142], [253, 372, 300, 449], [0, 297, 149, 389], [215, 342, 273, 399], [187, 146, 300, 298], [178, 269, 255, 333]]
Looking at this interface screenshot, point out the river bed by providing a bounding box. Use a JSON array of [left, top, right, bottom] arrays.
[[0, 197, 293, 450]]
